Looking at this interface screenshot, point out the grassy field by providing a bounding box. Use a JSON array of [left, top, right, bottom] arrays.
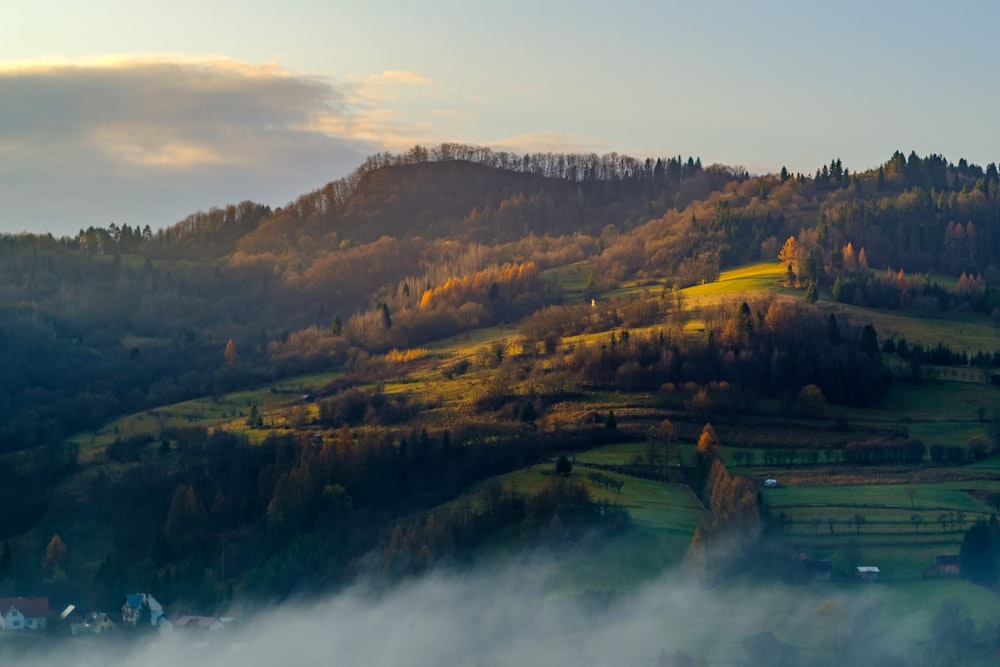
[[760, 482, 997, 580], [833, 301, 1000, 354], [487, 462, 707, 593], [69, 368, 347, 454], [681, 262, 789, 304]]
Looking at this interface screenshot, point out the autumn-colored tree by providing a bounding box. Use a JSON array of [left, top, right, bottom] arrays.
[[842, 242, 857, 272], [42, 533, 67, 582], [164, 484, 201, 539], [697, 423, 721, 459], [224, 338, 239, 367], [778, 236, 802, 275]]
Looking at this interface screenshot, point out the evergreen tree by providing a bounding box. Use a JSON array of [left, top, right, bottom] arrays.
[[861, 324, 879, 356], [831, 274, 843, 302], [826, 313, 841, 344], [804, 281, 818, 303], [959, 516, 1000, 585], [555, 455, 572, 476]]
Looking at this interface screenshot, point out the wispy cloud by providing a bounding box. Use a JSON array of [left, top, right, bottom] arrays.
[[8, 555, 945, 667], [379, 70, 434, 86], [0, 56, 439, 235], [491, 131, 612, 154]]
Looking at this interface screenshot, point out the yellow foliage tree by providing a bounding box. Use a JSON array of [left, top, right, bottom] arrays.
[[697, 423, 721, 459], [778, 236, 802, 274]]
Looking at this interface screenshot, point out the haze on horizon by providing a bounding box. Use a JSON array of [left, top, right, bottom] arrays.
[[10, 556, 955, 667], [2, 0, 999, 236]]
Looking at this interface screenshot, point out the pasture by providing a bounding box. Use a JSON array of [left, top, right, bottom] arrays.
[[761, 482, 996, 580], [492, 462, 707, 592]]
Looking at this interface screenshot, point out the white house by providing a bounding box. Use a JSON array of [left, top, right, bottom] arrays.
[[0, 597, 50, 630]]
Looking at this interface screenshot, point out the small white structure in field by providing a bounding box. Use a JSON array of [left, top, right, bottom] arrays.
[[763, 478, 778, 488], [856, 566, 880, 582]]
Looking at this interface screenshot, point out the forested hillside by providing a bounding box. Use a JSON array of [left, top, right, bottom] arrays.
[[1, 145, 1000, 613]]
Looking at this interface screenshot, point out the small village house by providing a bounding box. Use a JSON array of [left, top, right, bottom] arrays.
[[71, 611, 116, 635], [0, 597, 50, 631]]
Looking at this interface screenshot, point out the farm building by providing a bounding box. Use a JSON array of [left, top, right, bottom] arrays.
[[928, 555, 960, 577], [856, 566, 880, 582]]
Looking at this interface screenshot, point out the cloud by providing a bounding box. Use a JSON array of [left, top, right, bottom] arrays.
[[379, 70, 434, 86], [9, 552, 955, 667], [0, 56, 439, 235], [491, 131, 612, 155]]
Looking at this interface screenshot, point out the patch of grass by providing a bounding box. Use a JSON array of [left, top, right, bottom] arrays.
[[542, 261, 592, 301], [489, 462, 706, 591], [763, 484, 989, 513], [833, 302, 1000, 354], [681, 262, 788, 303], [761, 481, 999, 580], [877, 380, 999, 422], [70, 368, 347, 451]]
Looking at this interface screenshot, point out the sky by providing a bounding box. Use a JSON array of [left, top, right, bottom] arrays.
[[2, 0, 999, 236]]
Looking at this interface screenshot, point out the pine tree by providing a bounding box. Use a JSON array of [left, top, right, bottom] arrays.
[[842, 243, 857, 272], [832, 274, 843, 302], [826, 313, 842, 344], [857, 247, 869, 270], [804, 281, 818, 303]]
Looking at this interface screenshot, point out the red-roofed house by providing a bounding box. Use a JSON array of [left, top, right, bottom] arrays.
[[0, 597, 50, 631]]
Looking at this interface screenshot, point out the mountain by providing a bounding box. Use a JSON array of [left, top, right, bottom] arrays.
[[0, 146, 999, 617]]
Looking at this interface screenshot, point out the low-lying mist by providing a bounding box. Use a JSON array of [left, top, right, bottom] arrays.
[[18, 553, 997, 667]]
